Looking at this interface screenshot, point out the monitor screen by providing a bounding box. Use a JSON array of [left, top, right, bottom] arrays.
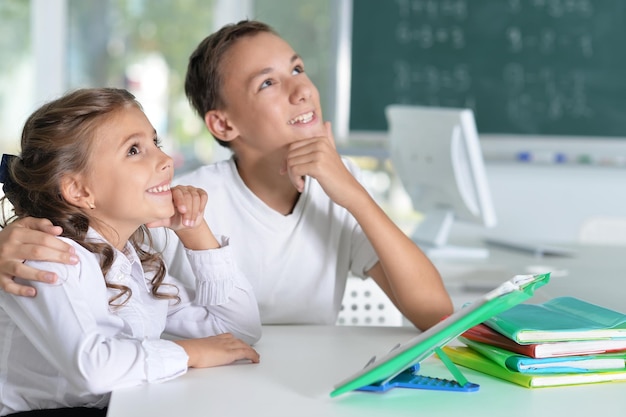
[[386, 105, 497, 258]]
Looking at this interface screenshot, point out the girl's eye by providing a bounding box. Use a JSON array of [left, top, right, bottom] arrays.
[[128, 145, 140, 156], [154, 136, 162, 148], [292, 65, 304, 75]]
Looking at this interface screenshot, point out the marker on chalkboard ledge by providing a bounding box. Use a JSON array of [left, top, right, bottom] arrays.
[[592, 155, 626, 167], [516, 151, 568, 164]]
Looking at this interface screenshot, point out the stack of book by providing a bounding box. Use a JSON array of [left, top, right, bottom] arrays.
[[442, 296, 626, 388]]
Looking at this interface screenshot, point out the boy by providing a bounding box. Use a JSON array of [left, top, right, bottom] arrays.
[[0, 20, 452, 330]]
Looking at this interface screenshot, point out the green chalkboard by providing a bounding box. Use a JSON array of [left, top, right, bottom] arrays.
[[350, 0, 626, 137]]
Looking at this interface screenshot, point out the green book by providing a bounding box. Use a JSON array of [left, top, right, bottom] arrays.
[[443, 345, 626, 388], [484, 296, 626, 343], [460, 337, 626, 374], [330, 273, 550, 397]]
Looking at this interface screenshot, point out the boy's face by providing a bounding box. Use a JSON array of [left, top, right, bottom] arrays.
[[217, 32, 325, 154]]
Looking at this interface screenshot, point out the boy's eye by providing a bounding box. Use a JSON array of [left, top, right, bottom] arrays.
[[154, 136, 162, 148], [292, 65, 304, 75], [260, 79, 273, 90]]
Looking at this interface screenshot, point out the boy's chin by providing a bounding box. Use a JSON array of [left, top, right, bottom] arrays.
[[294, 126, 326, 141], [307, 121, 326, 137]]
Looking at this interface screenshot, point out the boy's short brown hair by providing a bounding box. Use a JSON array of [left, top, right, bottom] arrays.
[[185, 20, 276, 146]]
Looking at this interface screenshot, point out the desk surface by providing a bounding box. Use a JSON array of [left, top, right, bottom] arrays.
[[436, 242, 626, 313], [107, 325, 626, 417]]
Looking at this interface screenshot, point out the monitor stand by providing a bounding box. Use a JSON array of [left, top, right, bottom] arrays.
[[412, 209, 490, 259]]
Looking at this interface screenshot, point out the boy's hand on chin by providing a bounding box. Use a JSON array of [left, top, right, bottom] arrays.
[[281, 121, 365, 208]]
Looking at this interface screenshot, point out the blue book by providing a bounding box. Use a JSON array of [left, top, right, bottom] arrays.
[[460, 337, 626, 374], [484, 297, 626, 343]]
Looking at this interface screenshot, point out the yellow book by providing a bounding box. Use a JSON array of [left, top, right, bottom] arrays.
[[443, 346, 626, 388]]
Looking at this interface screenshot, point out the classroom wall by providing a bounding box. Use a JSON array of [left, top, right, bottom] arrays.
[[482, 163, 626, 244], [339, 0, 626, 247], [473, 136, 626, 244]]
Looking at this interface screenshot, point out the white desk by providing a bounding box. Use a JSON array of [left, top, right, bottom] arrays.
[[107, 325, 626, 417], [435, 242, 626, 313]]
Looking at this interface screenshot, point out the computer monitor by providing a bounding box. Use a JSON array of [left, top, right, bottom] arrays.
[[386, 105, 497, 258]]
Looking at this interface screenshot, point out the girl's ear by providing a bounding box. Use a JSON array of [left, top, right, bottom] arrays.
[[60, 175, 94, 210], [204, 110, 239, 143]]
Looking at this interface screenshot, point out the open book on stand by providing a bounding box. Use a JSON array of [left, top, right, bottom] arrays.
[[330, 273, 550, 397]]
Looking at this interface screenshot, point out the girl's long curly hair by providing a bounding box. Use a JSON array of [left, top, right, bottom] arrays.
[[0, 88, 178, 306]]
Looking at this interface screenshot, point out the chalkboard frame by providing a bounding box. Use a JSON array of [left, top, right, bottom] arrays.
[[334, 0, 626, 147]]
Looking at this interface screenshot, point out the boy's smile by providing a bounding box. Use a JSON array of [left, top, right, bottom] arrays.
[[287, 111, 315, 125]]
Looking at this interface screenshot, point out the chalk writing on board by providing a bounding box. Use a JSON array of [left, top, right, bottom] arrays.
[[350, 0, 626, 136]]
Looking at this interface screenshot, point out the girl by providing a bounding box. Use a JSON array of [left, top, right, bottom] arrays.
[[0, 88, 261, 416]]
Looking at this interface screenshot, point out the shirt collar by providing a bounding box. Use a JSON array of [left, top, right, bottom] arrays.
[[85, 228, 149, 292]]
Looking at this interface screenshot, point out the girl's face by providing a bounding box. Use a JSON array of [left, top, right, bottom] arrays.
[[216, 32, 325, 158], [83, 105, 174, 246]]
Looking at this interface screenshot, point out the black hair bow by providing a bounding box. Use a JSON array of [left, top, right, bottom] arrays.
[[0, 153, 18, 195]]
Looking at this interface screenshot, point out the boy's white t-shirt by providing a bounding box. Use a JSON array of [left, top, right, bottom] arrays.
[[162, 156, 379, 325]]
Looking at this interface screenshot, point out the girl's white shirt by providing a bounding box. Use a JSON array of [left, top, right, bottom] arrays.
[[0, 228, 261, 416]]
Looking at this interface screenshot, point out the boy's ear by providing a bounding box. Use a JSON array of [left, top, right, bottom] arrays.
[[60, 175, 94, 210], [204, 110, 239, 143]]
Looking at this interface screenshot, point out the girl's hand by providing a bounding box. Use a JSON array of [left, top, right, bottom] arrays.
[[174, 333, 260, 368], [146, 185, 219, 250], [145, 185, 207, 231]]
